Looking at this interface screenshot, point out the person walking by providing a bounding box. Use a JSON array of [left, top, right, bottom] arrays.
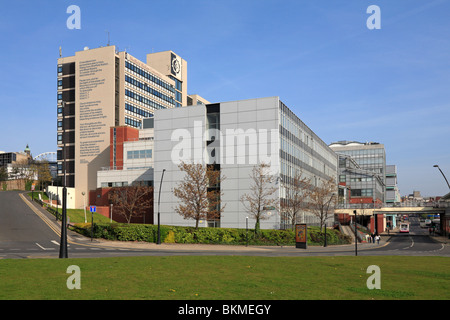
[[376, 234, 380, 245]]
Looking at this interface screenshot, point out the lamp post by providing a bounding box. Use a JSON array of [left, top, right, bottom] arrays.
[[323, 193, 335, 247], [59, 134, 68, 258], [246, 216, 249, 247], [82, 191, 87, 223], [353, 210, 358, 256], [433, 165, 450, 189], [157, 169, 166, 245]]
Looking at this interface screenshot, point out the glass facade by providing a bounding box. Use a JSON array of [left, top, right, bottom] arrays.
[[279, 101, 338, 227], [331, 142, 386, 207]]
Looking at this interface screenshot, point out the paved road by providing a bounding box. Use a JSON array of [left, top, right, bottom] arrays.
[[0, 191, 151, 259], [0, 191, 449, 259]]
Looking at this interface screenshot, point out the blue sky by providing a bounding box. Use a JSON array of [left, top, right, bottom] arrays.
[[0, 0, 449, 196]]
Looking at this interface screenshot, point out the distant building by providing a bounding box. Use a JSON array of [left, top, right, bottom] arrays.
[[385, 165, 400, 204], [0, 145, 34, 180], [329, 141, 386, 207]]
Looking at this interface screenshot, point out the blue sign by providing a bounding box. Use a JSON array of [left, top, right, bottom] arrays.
[[90, 206, 96, 213]]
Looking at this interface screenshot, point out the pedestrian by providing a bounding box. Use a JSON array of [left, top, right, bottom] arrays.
[[376, 234, 380, 244], [371, 233, 375, 243]]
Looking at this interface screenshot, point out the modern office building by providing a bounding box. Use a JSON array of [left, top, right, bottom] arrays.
[[153, 97, 338, 229], [56, 45, 201, 208], [329, 141, 386, 206], [385, 165, 400, 205]]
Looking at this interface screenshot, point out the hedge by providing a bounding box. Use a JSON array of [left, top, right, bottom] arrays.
[[71, 223, 352, 246]]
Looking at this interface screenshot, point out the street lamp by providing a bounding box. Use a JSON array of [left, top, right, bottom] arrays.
[[433, 165, 450, 189], [353, 210, 358, 256], [82, 191, 87, 223], [323, 193, 336, 247], [59, 124, 68, 258], [157, 169, 166, 245]]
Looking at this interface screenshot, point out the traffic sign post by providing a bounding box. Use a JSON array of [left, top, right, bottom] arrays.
[[89, 206, 96, 242]]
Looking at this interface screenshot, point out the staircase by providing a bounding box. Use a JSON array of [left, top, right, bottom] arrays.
[[340, 225, 356, 242]]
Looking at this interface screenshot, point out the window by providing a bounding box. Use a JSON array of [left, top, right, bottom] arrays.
[[127, 149, 152, 159]]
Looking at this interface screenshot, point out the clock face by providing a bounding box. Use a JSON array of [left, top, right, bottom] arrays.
[[172, 58, 181, 74]]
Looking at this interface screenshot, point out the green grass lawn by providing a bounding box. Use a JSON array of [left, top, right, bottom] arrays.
[[0, 256, 449, 300], [27, 191, 112, 224]]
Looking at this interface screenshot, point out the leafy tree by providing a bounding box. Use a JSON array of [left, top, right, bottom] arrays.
[[173, 161, 225, 229], [0, 166, 8, 182], [35, 160, 52, 191]]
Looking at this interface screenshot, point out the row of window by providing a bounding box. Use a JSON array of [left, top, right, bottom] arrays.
[[125, 60, 174, 94], [125, 89, 167, 111], [339, 175, 373, 182], [125, 75, 174, 105], [125, 103, 154, 119], [351, 189, 374, 197], [127, 149, 152, 160], [125, 116, 141, 129], [279, 104, 336, 168], [101, 180, 153, 188], [169, 75, 182, 91]]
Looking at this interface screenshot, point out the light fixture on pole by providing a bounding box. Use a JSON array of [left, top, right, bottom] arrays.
[[323, 193, 335, 247], [433, 165, 450, 189], [353, 210, 358, 256], [59, 101, 68, 258], [82, 191, 87, 223], [157, 169, 166, 245]]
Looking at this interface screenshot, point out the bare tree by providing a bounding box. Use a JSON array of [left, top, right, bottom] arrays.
[[173, 161, 225, 229], [280, 170, 311, 230], [108, 185, 153, 224], [306, 177, 337, 232], [10, 159, 35, 190], [240, 162, 278, 234]]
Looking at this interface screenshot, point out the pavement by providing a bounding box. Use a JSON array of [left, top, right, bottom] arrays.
[[73, 229, 393, 254]]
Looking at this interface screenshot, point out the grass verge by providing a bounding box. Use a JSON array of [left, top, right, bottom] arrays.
[[0, 256, 449, 300]]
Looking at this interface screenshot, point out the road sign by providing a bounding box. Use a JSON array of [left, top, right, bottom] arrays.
[[89, 206, 96, 213], [31, 184, 35, 191]]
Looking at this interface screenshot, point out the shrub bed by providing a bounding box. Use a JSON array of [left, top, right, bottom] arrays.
[[71, 223, 352, 246]]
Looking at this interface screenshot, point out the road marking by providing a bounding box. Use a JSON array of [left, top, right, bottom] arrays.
[[35, 243, 54, 251], [19, 193, 62, 237]]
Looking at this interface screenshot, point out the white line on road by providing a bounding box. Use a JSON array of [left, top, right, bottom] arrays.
[[35, 243, 55, 251]]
